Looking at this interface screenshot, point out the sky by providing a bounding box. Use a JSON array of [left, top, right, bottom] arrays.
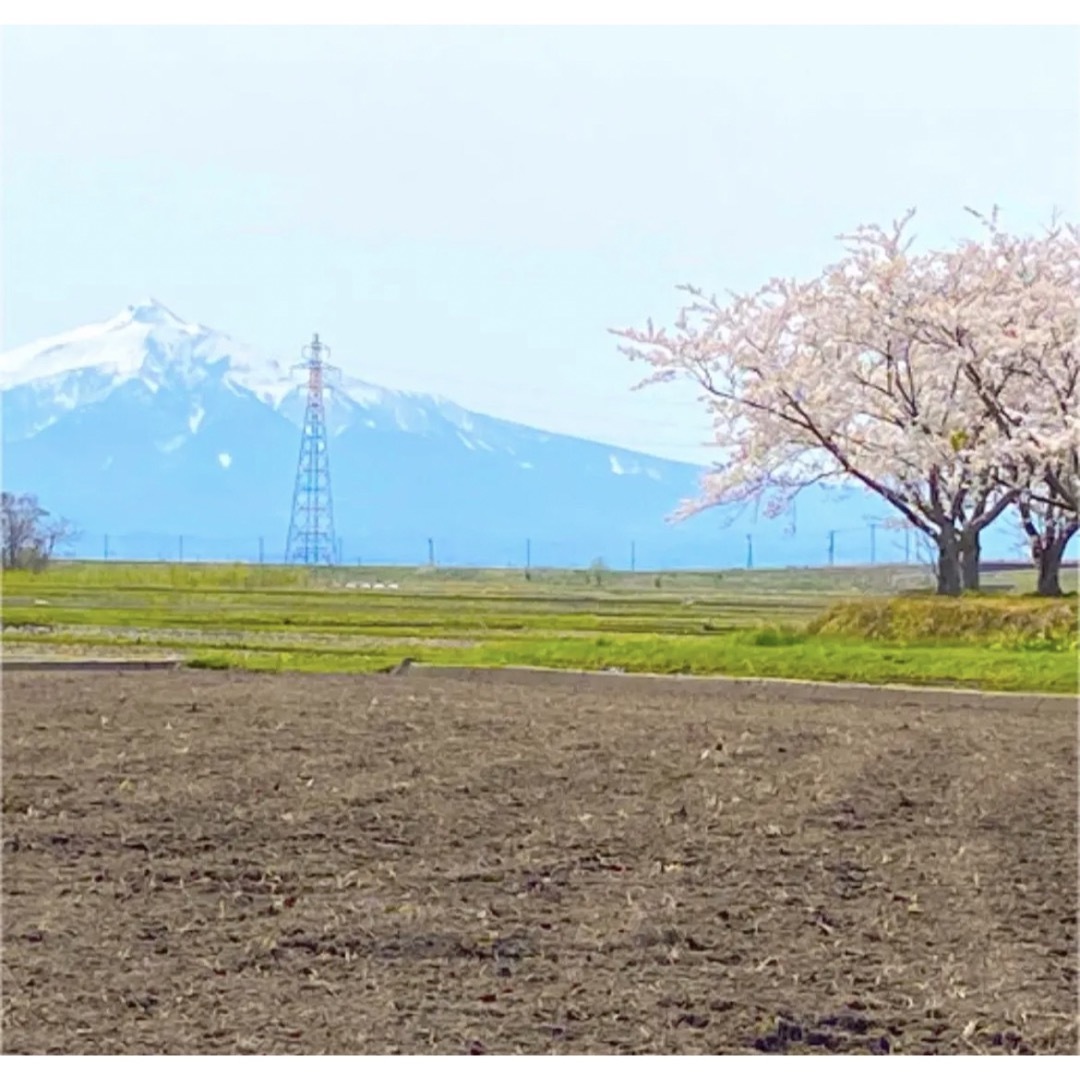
[[2, 24, 1078, 463]]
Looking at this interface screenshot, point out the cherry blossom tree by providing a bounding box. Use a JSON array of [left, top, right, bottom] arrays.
[[1014, 482, 1078, 597], [911, 209, 1079, 593], [612, 209, 1078, 596], [909, 215, 1076, 444]]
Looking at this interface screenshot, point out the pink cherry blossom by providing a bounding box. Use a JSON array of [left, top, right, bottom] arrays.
[[612, 208, 1078, 595]]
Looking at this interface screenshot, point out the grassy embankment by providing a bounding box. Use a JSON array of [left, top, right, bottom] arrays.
[[1, 561, 1076, 694]]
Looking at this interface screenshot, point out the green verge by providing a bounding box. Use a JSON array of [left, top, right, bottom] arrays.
[[0, 581, 833, 636], [3, 566, 1077, 695], [173, 630, 1077, 694]]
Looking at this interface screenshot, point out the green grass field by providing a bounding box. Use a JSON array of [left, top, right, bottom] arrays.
[[1, 560, 1077, 694]]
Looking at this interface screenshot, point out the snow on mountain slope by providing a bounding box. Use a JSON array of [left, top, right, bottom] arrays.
[[1, 300, 530, 449], [2, 299, 292, 408]]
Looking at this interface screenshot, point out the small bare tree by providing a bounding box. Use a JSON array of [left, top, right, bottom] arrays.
[[1, 492, 78, 570]]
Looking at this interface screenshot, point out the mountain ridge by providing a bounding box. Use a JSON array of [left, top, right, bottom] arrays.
[[1, 301, 741, 566], [2, 300, 1020, 569], [0, 299, 685, 462]]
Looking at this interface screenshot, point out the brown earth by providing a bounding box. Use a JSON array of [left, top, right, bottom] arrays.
[[2, 668, 1077, 1055]]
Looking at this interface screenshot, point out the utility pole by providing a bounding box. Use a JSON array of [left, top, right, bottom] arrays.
[[828, 530, 836, 567], [525, 538, 531, 573], [746, 533, 754, 570], [428, 537, 435, 567]]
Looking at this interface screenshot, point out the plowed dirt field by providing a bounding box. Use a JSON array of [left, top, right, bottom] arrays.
[[2, 668, 1076, 1054]]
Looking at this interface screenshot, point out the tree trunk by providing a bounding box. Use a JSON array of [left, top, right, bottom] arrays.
[[935, 531, 962, 596], [960, 532, 981, 593], [1036, 543, 1065, 597], [1035, 523, 1078, 597]]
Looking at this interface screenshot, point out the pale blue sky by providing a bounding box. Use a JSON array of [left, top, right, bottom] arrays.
[[2, 25, 1077, 461]]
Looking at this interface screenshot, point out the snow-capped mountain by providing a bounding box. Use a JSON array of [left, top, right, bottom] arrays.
[[0, 299, 945, 568], [0, 299, 506, 444]]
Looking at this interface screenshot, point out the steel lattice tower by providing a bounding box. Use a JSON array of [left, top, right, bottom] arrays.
[[284, 333, 338, 565]]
